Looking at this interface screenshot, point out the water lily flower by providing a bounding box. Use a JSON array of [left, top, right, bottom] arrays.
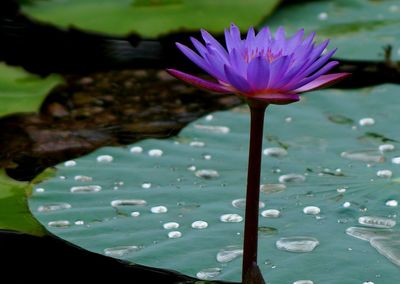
[[167, 24, 350, 105], [167, 24, 350, 284]]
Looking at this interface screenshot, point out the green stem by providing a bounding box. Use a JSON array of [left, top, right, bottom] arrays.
[[242, 101, 267, 283]]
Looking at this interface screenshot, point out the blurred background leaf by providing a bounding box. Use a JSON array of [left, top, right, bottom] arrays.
[[0, 63, 62, 117], [20, 0, 280, 37], [265, 0, 400, 61]]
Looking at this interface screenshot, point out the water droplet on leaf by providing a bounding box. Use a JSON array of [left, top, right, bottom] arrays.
[[263, 147, 287, 157], [376, 170, 392, 178], [195, 169, 219, 179], [130, 211, 140, 217], [260, 183, 286, 194], [130, 146, 143, 154], [97, 155, 113, 163], [148, 149, 163, 157], [386, 200, 398, 207], [279, 174, 306, 183], [370, 236, 400, 267], [216, 246, 243, 263], [163, 222, 180, 229], [293, 281, 314, 284], [276, 236, 319, 252], [38, 203, 71, 212], [48, 220, 70, 228], [168, 231, 182, 238], [303, 206, 321, 215], [35, 188, 45, 193], [318, 12, 328, 20], [70, 185, 102, 193], [111, 199, 147, 207], [190, 141, 205, 147], [220, 214, 243, 223], [151, 206, 168, 213], [341, 150, 383, 163], [141, 182, 152, 189], [358, 216, 396, 228], [232, 198, 264, 209], [64, 160, 76, 167], [194, 124, 230, 134], [379, 144, 395, 152], [261, 209, 281, 218], [104, 245, 141, 257], [359, 118, 375, 126], [74, 175, 93, 182], [196, 268, 222, 280], [346, 226, 394, 241], [191, 220, 208, 229]]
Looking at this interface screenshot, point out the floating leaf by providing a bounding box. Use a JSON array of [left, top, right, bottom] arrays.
[[265, 0, 400, 60], [0, 63, 62, 118], [21, 0, 280, 37], [0, 170, 47, 236], [30, 84, 400, 282]]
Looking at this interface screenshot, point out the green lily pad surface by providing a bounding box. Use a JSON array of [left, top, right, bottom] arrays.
[[265, 0, 400, 61], [30, 85, 400, 282], [0, 63, 62, 118], [21, 0, 280, 37]]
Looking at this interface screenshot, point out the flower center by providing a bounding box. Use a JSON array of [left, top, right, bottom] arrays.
[[244, 48, 282, 63]]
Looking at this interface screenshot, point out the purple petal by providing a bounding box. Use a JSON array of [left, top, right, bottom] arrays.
[[309, 39, 330, 61], [302, 31, 316, 46], [251, 93, 300, 105], [301, 48, 337, 78], [255, 26, 272, 47], [274, 26, 286, 43], [225, 23, 242, 53], [190, 37, 207, 57], [228, 48, 247, 77], [245, 26, 256, 48], [278, 48, 315, 90], [176, 43, 210, 73], [166, 69, 231, 93], [287, 29, 304, 52], [224, 65, 252, 93], [203, 45, 228, 82], [267, 55, 292, 88], [293, 39, 330, 76], [293, 73, 351, 92], [247, 56, 270, 91], [291, 61, 339, 90], [284, 42, 333, 89], [273, 54, 301, 89], [284, 43, 315, 77], [200, 29, 228, 59]]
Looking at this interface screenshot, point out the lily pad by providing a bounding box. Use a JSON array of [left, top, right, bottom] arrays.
[[21, 0, 280, 37], [265, 0, 400, 60], [0, 63, 62, 118], [0, 169, 47, 236], [30, 84, 400, 282]]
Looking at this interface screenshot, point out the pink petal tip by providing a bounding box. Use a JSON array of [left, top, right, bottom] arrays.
[[294, 73, 351, 93], [166, 69, 231, 94]]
